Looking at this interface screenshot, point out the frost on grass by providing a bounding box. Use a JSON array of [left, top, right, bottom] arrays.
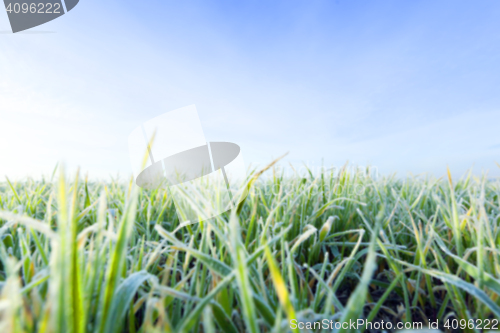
[[0, 166, 499, 332]]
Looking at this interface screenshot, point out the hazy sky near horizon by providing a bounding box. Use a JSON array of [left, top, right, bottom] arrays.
[[1, 0, 499, 180]]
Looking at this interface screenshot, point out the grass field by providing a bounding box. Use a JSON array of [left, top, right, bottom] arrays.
[[0, 163, 499, 332]]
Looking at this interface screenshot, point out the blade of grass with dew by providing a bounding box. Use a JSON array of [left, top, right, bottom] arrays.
[[98, 183, 139, 333], [338, 207, 384, 333], [264, 245, 299, 333]]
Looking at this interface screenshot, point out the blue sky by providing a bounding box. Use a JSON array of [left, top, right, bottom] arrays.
[[1, 0, 499, 179]]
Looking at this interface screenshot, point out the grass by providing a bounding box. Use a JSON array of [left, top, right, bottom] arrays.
[[0, 163, 499, 332]]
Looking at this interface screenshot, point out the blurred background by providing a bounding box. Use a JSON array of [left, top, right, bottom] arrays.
[[1, 0, 499, 179]]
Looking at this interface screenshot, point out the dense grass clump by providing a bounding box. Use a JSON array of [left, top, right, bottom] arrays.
[[0, 163, 499, 332]]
